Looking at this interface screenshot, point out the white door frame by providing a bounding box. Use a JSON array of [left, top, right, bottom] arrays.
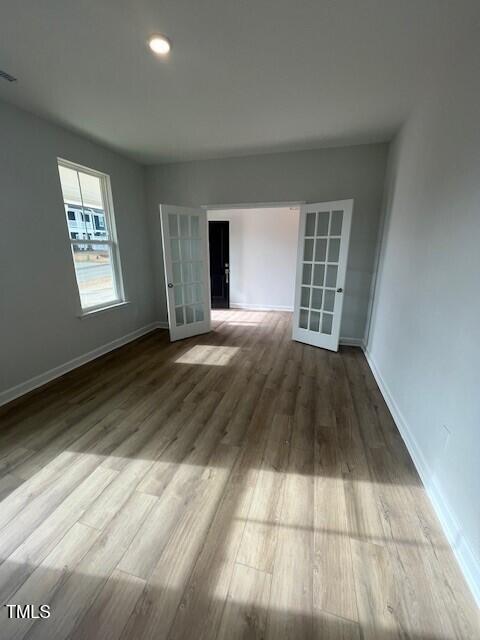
[[160, 204, 212, 341], [292, 199, 353, 351], [203, 200, 305, 210]]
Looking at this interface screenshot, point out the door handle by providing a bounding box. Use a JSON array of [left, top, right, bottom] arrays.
[[336, 287, 343, 293], [168, 283, 173, 288], [225, 267, 229, 284]]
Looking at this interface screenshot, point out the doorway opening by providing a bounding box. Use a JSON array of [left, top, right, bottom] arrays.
[[160, 200, 352, 352], [209, 221, 230, 309], [207, 206, 300, 312]]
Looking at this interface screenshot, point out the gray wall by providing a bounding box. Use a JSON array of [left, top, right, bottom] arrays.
[[0, 100, 156, 397], [367, 36, 480, 600], [145, 143, 388, 341]]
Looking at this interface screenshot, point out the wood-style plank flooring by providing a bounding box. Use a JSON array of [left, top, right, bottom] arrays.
[[0, 309, 477, 640]]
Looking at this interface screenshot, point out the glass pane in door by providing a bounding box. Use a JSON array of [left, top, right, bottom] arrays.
[[305, 212, 316, 236], [169, 213, 205, 327], [325, 265, 338, 288], [330, 210, 343, 235], [316, 212, 330, 236]]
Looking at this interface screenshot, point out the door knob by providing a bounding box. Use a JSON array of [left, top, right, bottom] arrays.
[[168, 283, 173, 288], [337, 287, 343, 293]]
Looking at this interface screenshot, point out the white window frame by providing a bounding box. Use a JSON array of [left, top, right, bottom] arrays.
[[57, 158, 126, 315]]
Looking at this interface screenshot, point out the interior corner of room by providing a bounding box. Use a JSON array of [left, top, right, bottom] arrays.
[[0, 3, 479, 637]]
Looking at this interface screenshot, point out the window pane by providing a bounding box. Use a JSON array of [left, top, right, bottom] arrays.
[[302, 263, 312, 285], [168, 214, 179, 237], [92, 212, 108, 240], [316, 212, 329, 236], [315, 239, 327, 262], [185, 305, 195, 324], [305, 212, 316, 236], [182, 262, 193, 283], [193, 283, 203, 303], [195, 304, 204, 322], [192, 262, 202, 282], [325, 265, 338, 288], [303, 238, 314, 261], [180, 238, 191, 260], [65, 206, 82, 240], [175, 306, 184, 326], [191, 237, 201, 261], [330, 210, 343, 235], [311, 288, 323, 310], [184, 284, 193, 304], [179, 215, 189, 237], [72, 243, 116, 309], [59, 166, 86, 237], [172, 262, 182, 283], [321, 313, 333, 335], [313, 264, 325, 286], [190, 215, 200, 237], [309, 310, 320, 332], [301, 287, 310, 308], [58, 165, 82, 207], [299, 308, 309, 329], [328, 238, 340, 262], [323, 289, 335, 312], [171, 238, 180, 261], [174, 286, 183, 306], [78, 172, 103, 210]]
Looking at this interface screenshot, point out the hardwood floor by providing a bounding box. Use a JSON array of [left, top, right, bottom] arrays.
[[0, 309, 477, 640]]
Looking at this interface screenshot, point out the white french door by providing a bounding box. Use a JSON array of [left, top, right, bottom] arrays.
[[292, 200, 353, 351], [160, 204, 211, 341]]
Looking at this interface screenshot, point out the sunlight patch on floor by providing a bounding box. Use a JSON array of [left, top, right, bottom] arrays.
[[175, 345, 240, 366], [225, 321, 261, 327]]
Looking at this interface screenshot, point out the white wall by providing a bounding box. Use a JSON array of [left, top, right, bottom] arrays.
[[367, 36, 480, 603], [0, 100, 156, 402], [146, 143, 388, 342], [208, 207, 299, 311]]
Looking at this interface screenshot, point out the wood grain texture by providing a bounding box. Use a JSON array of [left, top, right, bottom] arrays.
[[217, 564, 272, 640], [0, 310, 477, 640]]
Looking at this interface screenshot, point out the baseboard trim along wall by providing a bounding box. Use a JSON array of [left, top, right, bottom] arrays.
[[0, 322, 167, 408], [339, 337, 365, 348], [230, 302, 294, 312], [364, 348, 480, 607]]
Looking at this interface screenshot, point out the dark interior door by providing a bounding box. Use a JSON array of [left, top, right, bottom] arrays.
[[209, 221, 230, 308]]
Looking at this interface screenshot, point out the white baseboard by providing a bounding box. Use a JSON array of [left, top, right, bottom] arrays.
[[0, 322, 163, 408], [339, 337, 365, 348], [229, 302, 294, 312], [364, 348, 480, 607]]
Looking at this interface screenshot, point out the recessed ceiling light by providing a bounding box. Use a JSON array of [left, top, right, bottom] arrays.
[[148, 34, 171, 56]]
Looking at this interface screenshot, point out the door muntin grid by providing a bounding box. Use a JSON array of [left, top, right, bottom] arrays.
[[298, 209, 344, 335], [168, 212, 205, 327]]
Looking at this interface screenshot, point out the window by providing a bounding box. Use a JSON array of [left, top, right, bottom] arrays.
[[57, 159, 125, 312], [94, 214, 106, 230]]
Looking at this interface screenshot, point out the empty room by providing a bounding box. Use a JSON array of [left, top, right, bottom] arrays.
[[0, 2, 478, 639]]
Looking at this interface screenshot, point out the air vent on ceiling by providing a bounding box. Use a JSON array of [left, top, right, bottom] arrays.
[[0, 69, 17, 82]]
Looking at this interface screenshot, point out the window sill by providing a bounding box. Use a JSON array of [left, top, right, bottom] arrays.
[[77, 300, 130, 319]]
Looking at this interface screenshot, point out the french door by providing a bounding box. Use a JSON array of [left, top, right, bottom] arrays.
[[292, 200, 353, 351], [160, 205, 211, 341]]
